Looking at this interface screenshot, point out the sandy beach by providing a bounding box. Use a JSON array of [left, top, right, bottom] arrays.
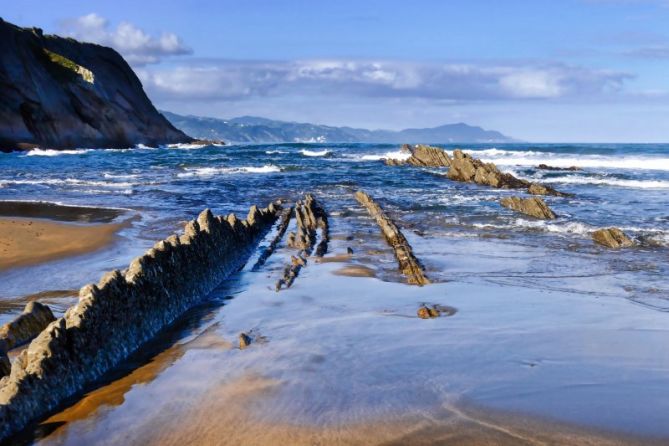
[[0, 200, 128, 272]]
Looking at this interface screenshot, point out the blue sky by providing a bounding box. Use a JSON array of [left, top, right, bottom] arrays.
[[4, 0, 669, 142]]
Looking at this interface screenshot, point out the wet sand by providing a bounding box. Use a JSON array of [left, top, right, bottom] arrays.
[[0, 217, 124, 271]]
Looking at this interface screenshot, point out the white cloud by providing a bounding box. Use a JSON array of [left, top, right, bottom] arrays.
[[137, 59, 631, 102], [60, 13, 191, 66]]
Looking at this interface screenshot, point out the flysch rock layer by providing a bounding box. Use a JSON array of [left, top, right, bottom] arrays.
[[276, 195, 329, 291], [500, 196, 556, 220], [0, 202, 279, 441], [355, 191, 430, 286], [592, 227, 634, 249], [387, 145, 570, 197], [386, 144, 452, 167], [252, 205, 293, 270], [0, 302, 55, 351]]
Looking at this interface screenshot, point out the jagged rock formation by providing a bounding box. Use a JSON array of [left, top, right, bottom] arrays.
[[537, 164, 581, 171], [276, 195, 329, 291], [0, 302, 55, 351], [592, 228, 634, 249], [500, 196, 556, 220], [386, 144, 452, 167], [0, 18, 192, 151], [387, 146, 570, 197], [0, 202, 279, 441], [355, 191, 429, 286]]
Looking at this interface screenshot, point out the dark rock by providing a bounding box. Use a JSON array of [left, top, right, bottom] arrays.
[[500, 196, 556, 220], [0, 19, 192, 152], [347, 247, 354, 255], [355, 190, 430, 286], [537, 164, 581, 171], [592, 227, 634, 249], [0, 340, 9, 378], [0, 302, 55, 350], [239, 332, 252, 349]]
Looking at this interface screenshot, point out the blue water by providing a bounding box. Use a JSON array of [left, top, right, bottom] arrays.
[[2, 142, 669, 442]]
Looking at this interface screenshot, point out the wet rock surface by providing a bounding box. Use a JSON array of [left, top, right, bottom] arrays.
[[537, 164, 581, 171], [386, 144, 452, 167], [0, 342, 9, 378], [500, 196, 556, 220], [0, 202, 279, 441], [592, 228, 634, 249], [0, 302, 55, 351], [276, 195, 329, 291], [355, 190, 429, 286]]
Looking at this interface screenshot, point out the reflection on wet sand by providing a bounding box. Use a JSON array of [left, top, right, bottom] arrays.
[[107, 374, 664, 446], [35, 323, 232, 443]]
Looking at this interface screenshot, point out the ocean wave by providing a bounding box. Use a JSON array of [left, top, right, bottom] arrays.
[[538, 175, 669, 189], [266, 150, 288, 154], [359, 150, 413, 161], [0, 178, 134, 188], [300, 149, 330, 157], [473, 219, 594, 236], [26, 149, 92, 157], [177, 165, 282, 177], [462, 149, 669, 171]]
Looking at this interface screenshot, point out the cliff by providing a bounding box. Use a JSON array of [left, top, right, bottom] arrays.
[[0, 18, 192, 152]]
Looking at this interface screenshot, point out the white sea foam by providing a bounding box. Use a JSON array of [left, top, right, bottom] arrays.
[[473, 219, 594, 236], [177, 165, 282, 177], [26, 149, 91, 157], [266, 150, 288, 154], [539, 175, 669, 189], [0, 178, 134, 188], [300, 149, 330, 157], [462, 149, 669, 171], [359, 150, 413, 161]]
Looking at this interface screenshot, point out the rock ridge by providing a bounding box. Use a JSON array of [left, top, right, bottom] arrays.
[[0, 202, 279, 440]]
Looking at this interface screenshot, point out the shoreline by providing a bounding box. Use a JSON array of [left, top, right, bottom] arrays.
[[0, 217, 125, 271]]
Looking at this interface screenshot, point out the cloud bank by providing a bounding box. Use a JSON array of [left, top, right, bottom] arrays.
[[59, 13, 191, 65], [136, 60, 632, 103]]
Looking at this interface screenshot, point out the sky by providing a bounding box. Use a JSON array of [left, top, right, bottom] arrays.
[[4, 0, 669, 142]]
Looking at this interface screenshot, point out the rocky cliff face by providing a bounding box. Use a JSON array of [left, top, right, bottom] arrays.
[[0, 18, 192, 152]]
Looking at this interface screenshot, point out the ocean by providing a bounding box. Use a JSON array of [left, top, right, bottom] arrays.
[[1, 142, 669, 444]]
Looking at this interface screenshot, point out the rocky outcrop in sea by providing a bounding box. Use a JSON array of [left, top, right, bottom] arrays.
[[500, 196, 556, 220], [0, 302, 55, 352], [0, 18, 192, 151], [592, 227, 634, 249]]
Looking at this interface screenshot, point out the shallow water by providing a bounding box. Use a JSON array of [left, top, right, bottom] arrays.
[[1, 142, 668, 443]]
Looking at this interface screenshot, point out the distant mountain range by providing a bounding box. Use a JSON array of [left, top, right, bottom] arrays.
[[162, 111, 514, 144]]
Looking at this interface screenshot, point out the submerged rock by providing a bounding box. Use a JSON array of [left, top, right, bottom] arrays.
[[0, 302, 55, 350], [537, 164, 581, 171], [592, 228, 634, 249], [500, 196, 556, 220]]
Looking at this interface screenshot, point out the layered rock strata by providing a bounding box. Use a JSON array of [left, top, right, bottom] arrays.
[[387, 145, 569, 197], [500, 196, 556, 220], [355, 191, 430, 286], [386, 144, 452, 167], [0, 202, 279, 441], [276, 195, 329, 291], [592, 227, 634, 249], [0, 302, 55, 351]]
